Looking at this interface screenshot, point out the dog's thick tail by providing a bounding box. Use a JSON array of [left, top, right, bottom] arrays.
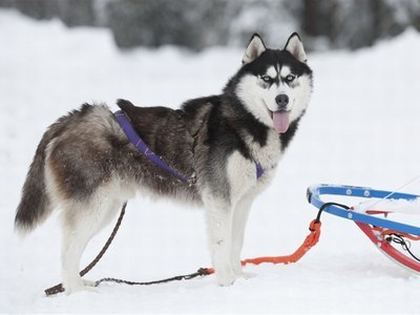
[[15, 127, 56, 234]]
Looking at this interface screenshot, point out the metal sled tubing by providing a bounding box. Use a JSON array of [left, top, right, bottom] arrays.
[[307, 184, 420, 236], [356, 221, 420, 273]]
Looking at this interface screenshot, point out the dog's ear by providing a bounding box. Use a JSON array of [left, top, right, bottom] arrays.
[[242, 33, 266, 64], [284, 32, 307, 63]]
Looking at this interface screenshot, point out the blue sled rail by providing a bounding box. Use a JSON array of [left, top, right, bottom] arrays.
[[307, 184, 420, 236]]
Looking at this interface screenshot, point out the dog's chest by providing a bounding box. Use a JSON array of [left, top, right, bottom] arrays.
[[247, 130, 281, 172]]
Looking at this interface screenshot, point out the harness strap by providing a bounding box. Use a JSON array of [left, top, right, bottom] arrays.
[[114, 110, 265, 181], [114, 110, 190, 183], [256, 162, 264, 179]]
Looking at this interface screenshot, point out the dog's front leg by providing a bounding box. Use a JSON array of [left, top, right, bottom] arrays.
[[203, 151, 256, 286], [204, 197, 235, 286], [230, 194, 255, 278]]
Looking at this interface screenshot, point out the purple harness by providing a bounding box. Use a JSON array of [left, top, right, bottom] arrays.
[[114, 110, 264, 183]]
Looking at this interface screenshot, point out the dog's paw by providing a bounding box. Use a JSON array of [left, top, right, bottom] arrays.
[[65, 284, 98, 295], [216, 272, 236, 287], [63, 279, 97, 295], [83, 279, 97, 287], [232, 265, 256, 280], [235, 270, 256, 280]]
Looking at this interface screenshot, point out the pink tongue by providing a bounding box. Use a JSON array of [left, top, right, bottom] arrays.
[[273, 111, 290, 134]]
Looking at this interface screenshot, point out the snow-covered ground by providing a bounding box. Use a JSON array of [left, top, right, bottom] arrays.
[[1, 10, 420, 314]]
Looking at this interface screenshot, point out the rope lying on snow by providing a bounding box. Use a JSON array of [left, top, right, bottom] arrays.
[[94, 268, 213, 287]]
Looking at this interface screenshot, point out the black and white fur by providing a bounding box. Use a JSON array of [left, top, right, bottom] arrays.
[[15, 33, 313, 294]]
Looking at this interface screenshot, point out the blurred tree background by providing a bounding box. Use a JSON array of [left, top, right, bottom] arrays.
[[0, 0, 419, 51]]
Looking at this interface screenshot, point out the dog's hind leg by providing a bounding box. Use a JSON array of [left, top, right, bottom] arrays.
[[60, 197, 123, 294]]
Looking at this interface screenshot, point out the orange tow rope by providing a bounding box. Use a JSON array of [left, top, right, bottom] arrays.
[[203, 219, 322, 275]]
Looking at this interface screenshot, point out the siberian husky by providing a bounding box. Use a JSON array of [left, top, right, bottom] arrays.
[[15, 33, 313, 293]]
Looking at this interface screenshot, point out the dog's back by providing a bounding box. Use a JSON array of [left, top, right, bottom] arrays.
[[117, 99, 196, 176]]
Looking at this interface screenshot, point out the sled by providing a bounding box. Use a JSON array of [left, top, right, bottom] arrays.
[[307, 184, 420, 273]]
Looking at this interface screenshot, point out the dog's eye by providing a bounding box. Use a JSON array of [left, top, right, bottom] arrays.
[[285, 74, 296, 83], [261, 75, 273, 83]]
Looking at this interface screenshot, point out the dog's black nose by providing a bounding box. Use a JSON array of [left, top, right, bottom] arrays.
[[275, 94, 289, 109]]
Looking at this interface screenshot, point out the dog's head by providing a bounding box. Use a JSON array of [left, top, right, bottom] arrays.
[[231, 33, 313, 134]]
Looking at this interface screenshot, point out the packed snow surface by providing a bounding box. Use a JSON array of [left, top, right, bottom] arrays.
[[1, 10, 420, 314]]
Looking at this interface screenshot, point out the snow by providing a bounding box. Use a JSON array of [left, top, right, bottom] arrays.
[[1, 10, 420, 314]]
